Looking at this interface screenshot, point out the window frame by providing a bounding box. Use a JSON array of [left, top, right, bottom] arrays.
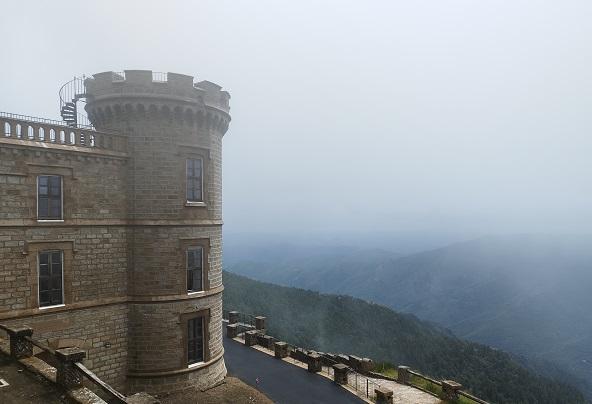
[[180, 239, 210, 295], [187, 316, 205, 366], [185, 158, 204, 203], [180, 309, 210, 368], [186, 246, 204, 293], [37, 175, 64, 221], [37, 250, 65, 309]]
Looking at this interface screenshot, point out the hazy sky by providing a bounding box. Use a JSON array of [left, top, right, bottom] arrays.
[[2, 1, 591, 235]]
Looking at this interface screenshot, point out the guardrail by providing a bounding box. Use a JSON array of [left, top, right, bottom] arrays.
[[0, 112, 127, 154], [0, 323, 129, 403], [224, 309, 491, 404]]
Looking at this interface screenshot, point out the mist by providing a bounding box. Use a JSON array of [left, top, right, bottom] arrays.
[[1, 0, 591, 236]]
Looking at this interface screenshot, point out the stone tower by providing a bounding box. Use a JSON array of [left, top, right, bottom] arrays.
[[84, 70, 230, 393]]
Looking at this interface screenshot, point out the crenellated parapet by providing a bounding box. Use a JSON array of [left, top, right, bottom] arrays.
[[84, 70, 231, 134]]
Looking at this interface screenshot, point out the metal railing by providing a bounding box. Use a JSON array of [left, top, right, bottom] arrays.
[[1, 112, 128, 153]]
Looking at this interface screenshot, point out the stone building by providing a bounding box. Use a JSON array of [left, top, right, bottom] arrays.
[[0, 70, 231, 394]]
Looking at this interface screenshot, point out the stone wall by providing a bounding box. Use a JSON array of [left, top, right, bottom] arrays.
[[0, 69, 231, 395]]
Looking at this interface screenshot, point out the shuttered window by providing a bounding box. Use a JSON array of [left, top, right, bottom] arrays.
[[38, 175, 62, 220], [187, 247, 203, 292], [187, 316, 204, 364], [38, 251, 63, 307], [186, 158, 203, 202]]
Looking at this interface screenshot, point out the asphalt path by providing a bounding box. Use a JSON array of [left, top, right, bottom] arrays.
[[224, 338, 364, 404]]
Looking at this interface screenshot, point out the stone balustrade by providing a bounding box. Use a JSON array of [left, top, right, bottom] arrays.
[[0, 113, 128, 154]]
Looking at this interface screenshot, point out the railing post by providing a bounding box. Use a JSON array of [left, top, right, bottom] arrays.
[[333, 363, 348, 385], [274, 341, 289, 359], [375, 386, 394, 404], [397, 365, 410, 384], [244, 330, 258, 346], [255, 316, 266, 333], [307, 352, 322, 373], [226, 323, 238, 338], [228, 311, 239, 325], [55, 347, 86, 389], [6, 326, 33, 359], [441, 380, 462, 401]]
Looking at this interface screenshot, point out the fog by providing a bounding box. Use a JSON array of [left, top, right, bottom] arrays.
[[2, 0, 591, 236]]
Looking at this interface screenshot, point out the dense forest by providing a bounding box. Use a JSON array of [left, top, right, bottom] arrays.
[[224, 271, 587, 404]]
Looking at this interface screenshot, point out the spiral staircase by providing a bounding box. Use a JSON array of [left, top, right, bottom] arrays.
[[59, 76, 92, 128]]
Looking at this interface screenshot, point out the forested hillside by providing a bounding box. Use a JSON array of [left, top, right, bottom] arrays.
[[226, 234, 592, 398], [223, 271, 587, 404]]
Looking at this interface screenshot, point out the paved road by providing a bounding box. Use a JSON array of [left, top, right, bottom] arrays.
[[224, 338, 364, 404]]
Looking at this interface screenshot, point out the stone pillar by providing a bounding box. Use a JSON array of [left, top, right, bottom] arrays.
[[348, 355, 362, 371], [255, 316, 266, 332], [397, 365, 410, 384], [333, 363, 348, 385], [228, 311, 239, 325], [55, 347, 86, 389], [226, 323, 238, 338], [360, 358, 374, 373], [375, 386, 394, 404], [6, 326, 33, 359], [258, 334, 274, 350], [274, 341, 289, 359], [441, 380, 462, 401], [307, 353, 322, 373], [245, 330, 258, 346]]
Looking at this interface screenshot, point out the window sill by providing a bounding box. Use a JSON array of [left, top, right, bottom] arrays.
[[188, 361, 205, 369], [185, 201, 206, 207], [39, 303, 65, 310], [187, 291, 205, 296], [37, 219, 64, 223]]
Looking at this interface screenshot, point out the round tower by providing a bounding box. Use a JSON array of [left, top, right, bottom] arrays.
[[84, 70, 230, 393]]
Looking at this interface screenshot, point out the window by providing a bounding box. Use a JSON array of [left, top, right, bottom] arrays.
[[38, 175, 62, 220], [186, 158, 203, 202], [187, 316, 204, 364], [187, 247, 203, 292], [38, 251, 63, 307]]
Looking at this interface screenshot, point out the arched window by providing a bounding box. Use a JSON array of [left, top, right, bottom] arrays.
[[38, 127, 45, 140], [70, 132, 75, 144], [59, 130, 65, 143], [16, 124, 22, 138], [49, 129, 56, 142], [28, 126, 34, 139], [4, 122, 10, 136]]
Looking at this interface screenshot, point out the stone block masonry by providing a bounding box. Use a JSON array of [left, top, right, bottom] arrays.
[[0, 69, 231, 395]]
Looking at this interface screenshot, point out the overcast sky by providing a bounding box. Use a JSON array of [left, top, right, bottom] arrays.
[[1, 1, 591, 236]]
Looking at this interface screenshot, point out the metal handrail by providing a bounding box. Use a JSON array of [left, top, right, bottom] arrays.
[[0, 111, 94, 130]]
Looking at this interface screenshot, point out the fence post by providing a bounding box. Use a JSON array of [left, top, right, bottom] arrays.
[[307, 353, 322, 373], [55, 347, 86, 389], [6, 326, 33, 359], [244, 330, 258, 346], [397, 365, 410, 384], [441, 380, 462, 401], [226, 323, 238, 338], [375, 386, 394, 404], [333, 363, 348, 384], [228, 311, 239, 325], [274, 341, 289, 359], [255, 316, 266, 333]]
